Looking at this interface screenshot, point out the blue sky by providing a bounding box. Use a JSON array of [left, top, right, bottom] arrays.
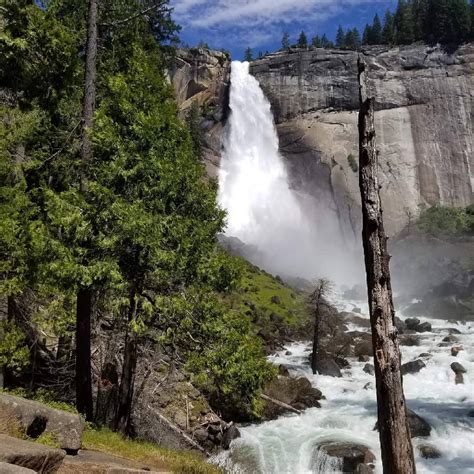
[[171, 0, 398, 59]]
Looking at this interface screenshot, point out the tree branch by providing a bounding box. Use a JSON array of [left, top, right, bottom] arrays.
[[100, 1, 167, 28]]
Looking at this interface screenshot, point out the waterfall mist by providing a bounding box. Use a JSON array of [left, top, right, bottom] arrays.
[[219, 61, 363, 285]]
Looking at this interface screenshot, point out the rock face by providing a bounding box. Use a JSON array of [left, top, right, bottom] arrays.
[[313, 442, 376, 473], [169, 48, 230, 178], [0, 394, 84, 453], [250, 44, 474, 236], [0, 435, 65, 473]]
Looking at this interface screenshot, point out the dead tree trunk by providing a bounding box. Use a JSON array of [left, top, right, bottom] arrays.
[[357, 58, 415, 474]]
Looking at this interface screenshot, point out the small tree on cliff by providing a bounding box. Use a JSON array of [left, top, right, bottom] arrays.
[[358, 58, 415, 473], [282, 32, 290, 50], [297, 31, 308, 48], [308, 279, 332, 374], [244, 47, 254, 62]]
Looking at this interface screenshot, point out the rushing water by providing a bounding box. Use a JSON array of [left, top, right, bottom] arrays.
[[216, 61, 474, 473], [213, 298, 474, 473], [218, 61, 362, 284]]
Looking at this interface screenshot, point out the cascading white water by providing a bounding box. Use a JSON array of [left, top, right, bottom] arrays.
[[218, 61, 311, 278], [219, 61, 363, 283]]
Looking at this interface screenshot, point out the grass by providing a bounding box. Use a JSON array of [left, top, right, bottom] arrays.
[[83, 427, 221, 474], [226, 259, 310, 339]]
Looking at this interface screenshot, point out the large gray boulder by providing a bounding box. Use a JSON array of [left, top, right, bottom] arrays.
[[0, 435, 65, 473], [401, 359, 426, 375], [0, 462, 35, 473], [0, 394, 84, 453]]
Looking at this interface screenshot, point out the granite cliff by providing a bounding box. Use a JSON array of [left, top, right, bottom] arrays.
[[171, 44, 473, 238], [250, 43, 474, 236]]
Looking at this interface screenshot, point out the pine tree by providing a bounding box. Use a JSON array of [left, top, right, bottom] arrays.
[[297, 31, 308, 48], [321, 33, 332, 48], [372, 13, 383, 44], [382, 10, 396, 44], [352, 27, 362, 49], [336, 25, 346, 48], [312, 35, 322, 47], [282, 31, 290, 50], [471, 0, 474, 39], [395, 0, 415, 44], [363, 24, 372, 45], [244, 47, 253, 61], [412, 0, 428, 41]]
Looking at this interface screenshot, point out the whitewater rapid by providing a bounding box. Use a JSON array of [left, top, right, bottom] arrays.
[[214, 298, 474, 473]]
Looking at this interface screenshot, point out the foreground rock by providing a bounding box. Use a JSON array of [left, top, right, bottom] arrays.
[[0, 463, 35, 473], [314, 357, 342, 378], [0, 394, 84, 453], [313, 442, 375, 473], [262, 375, 323, 419], [0, 435, 65, 473]]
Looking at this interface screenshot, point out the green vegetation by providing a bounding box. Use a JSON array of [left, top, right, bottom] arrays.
[[244, 46, 253, 61], [83, 427, 220, 474], [347, 154, 358, 173], [417, 205, 474, 236], [0, 0, 276, 433], [297, 31, 308, 49]]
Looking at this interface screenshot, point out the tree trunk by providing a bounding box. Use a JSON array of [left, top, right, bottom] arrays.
[[310, 297, 321, 374], [75, 288, 94, 421], [80, 0, 99, 190], [114, 291, 138, 434], [357, 58, 415, 474]]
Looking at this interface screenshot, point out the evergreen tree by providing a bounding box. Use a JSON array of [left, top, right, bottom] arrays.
[[311, 35, 322, 47], [297, 30, 308, 48], [363, 24, 372, 45], [372, 13, 383, 44], [336, 25, 346, 48], [321, 33, 332, 48], [282, 31, 290, 50], [244, 47, 253, 61], [412, 0, 429, 41], [471, 0, 474, 39], [395, 0, 415, 44], [352, 27, 362, 49], [382, 10, 396, 44]]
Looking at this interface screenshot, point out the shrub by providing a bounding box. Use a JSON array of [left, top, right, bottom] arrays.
[[417, 206, 472, 236], [347, 154, 358, 173]]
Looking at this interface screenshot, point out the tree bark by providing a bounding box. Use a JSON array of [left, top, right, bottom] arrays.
[[114, 291, 138, 434], [75, 288, 94, 421], [357, 58, 416, 474], [80, 0, 99, 190]]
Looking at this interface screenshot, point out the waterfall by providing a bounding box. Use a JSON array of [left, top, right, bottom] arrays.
[[218, 61, 363, 283], [218, 61, 313, 279]]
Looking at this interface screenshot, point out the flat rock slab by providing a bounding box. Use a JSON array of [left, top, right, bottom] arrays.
[[0, 394, 84, 452], [0, 462, 36, 473], [0, 435, 65, 473], [58, 450, 171, 474]]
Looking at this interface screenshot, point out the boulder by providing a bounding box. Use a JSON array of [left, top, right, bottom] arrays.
[[222, 424, 241, 450], [455, 373, 464, 385], [0, 463, 35, 473], [313, 442, 375, 473], [375, 409, 431, 438], [443, 335, 459, 344], [0, 435, 65, 473], [451, 362, 467, 374], [417, 322, 432, 333], [315, 358, 342, 378], [405, 318, 421, 330], [335, 357, 350, 369], [401, 359, 426, 375], [192, 429, 208, 444], [355, 341, 373, 357], [451, 346, 463, 357], [399, 335, 420, 346], [418, 444, 441, 459], [467, 409, 474, 417], [270, 295, 281, 305], [363, 364, 375, 376], [262, 375, 323, 419], [407, 410, 432, 438], [0, 394, 84, 453], [358, 355, 370, 362], [418, 353, 432, 359]]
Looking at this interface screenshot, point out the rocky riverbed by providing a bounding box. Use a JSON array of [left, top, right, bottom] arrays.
[[213, 296, 474, 473]]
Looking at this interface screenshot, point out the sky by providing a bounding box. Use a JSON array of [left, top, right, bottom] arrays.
[[171, 0, 398, 59]]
